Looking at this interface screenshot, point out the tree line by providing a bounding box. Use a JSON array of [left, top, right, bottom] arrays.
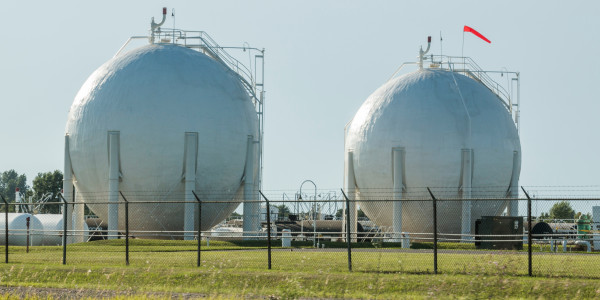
[[0, 169, 63, 213]]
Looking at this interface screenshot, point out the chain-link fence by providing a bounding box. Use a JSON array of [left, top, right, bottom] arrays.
[[1, 187, 599, 278]]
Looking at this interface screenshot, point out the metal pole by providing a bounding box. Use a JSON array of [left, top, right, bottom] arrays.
[[522, 187, 532, 277], [26, 217, 30, 253], [1, 195, 8, 263], [340, 189, 352, 272], [120, 192, 129, 266], [192, 191, 202, 267], [427, 188, 438, 275], [259, 191, 272, 270], [299, 180, 317, 247], [59, 193, 68, 265]]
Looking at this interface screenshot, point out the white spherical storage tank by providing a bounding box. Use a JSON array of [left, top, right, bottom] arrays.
[[65, 43, 258, 236], [0, 213, 44, 246], [345, 68, 521, 235]]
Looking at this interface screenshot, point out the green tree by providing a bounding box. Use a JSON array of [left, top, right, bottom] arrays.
[[32, 170, 63, 213], [0, 170, 29, 203], [335, 208, 368, 220], [548, 201, 575, 220], [275, 204, 291, 220], [538, 212, 550, 220]]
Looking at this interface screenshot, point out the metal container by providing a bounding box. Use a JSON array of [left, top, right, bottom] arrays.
[[65, 44, 259, 234], [0, 213, 44, 246], [475, 216, 523, 250], [345, 69, 521, 234]]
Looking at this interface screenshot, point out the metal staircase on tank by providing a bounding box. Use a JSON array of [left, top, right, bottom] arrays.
[[430, 55, 521, 133], [388, 53, 520, 133]]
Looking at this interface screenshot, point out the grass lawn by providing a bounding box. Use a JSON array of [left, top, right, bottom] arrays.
[[0, 240, 599, 299]]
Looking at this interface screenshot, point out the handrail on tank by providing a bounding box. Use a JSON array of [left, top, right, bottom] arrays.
[[433, 55, 515, 113], [113, 29, 263, 106], [389, 54, 520, 130]]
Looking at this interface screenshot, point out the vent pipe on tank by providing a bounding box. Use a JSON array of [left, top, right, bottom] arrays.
[[418, 36, 432, 70], [150, 7, 168, 44], [15, 188, 21, 213]]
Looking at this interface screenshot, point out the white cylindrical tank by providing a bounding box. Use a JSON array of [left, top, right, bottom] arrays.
[[0, 213, 44, 246], [35, 214, 90, 246], [345, 69, 521, 234], [65, 43, 259, 234]]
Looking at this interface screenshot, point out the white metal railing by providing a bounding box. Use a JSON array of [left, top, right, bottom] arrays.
[[432, 55, 513, 110], [116, 29, 264, 106]]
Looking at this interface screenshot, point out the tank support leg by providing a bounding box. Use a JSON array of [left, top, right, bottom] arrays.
[[108, 131, 120, 240], [507, 151, 520, 216], [243, 135, 260, 239], [184, 132, 198, 240], [461, 149, 473, 242], [63, 135, 75, 244], [344, 151, 358, 242], [392, 148, 405, 242]]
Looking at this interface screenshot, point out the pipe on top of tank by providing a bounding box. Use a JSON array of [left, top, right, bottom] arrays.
[[418, 36, 432, 70], [150, 7, 167, 44]]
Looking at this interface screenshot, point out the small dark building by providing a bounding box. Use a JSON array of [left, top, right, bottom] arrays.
[[475, 216, 523, 250]]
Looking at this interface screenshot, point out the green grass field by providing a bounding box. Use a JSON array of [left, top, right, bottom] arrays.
[[0, 240, 599, 299]]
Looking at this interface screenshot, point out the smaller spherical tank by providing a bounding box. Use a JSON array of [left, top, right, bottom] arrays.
[[65, 43, 259, 234], [345, 69, 521, 234], [0, 213, 44, 246]]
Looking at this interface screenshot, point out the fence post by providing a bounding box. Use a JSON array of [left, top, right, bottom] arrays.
[[120, 192, 129, 266], [1, 195, 8, 263], [340, 189, 352, 272], [259, 191, 272, 270], [427, 188, 438, 275], [59, 193, 68, 265], [192, 191, 202, 267], [521, 187, 533, 277]]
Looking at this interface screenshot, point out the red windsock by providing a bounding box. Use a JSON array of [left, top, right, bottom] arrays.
[[463, 26, 491, 43]]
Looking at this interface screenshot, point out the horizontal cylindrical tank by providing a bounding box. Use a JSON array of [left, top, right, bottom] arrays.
[[0, 213, 44, 246], [35, 214, 90, 246], [65, 43, 259, 234], [345, 69, 521, 234]]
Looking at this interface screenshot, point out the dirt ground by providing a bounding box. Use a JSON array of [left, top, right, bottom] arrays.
[[0, 286, 209, 299]]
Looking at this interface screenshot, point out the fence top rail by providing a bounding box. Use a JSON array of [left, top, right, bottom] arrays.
[[13, 196, 600, 207]]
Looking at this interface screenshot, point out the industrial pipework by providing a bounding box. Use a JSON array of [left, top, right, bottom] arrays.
[[150, 7, 167, 44], [418, 36, 431, 70]]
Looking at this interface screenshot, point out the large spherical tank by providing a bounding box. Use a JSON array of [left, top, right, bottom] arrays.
[[66, 44, 258, 234], [0, 213, 44, 246], [345, 68, 521, 234]]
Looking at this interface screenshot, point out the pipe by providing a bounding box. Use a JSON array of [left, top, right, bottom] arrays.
[[418, 36, 432, 70], [14, 188, 21, 213], [151, 7, 167, 32], [575, 240, 592, 253], [150, 7, 168, 44]]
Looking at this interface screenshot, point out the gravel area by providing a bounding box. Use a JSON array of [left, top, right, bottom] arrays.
[[0, 286, 209, 299]]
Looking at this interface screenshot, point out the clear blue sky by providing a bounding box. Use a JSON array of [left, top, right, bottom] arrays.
[[1, 1, 599, 197]]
